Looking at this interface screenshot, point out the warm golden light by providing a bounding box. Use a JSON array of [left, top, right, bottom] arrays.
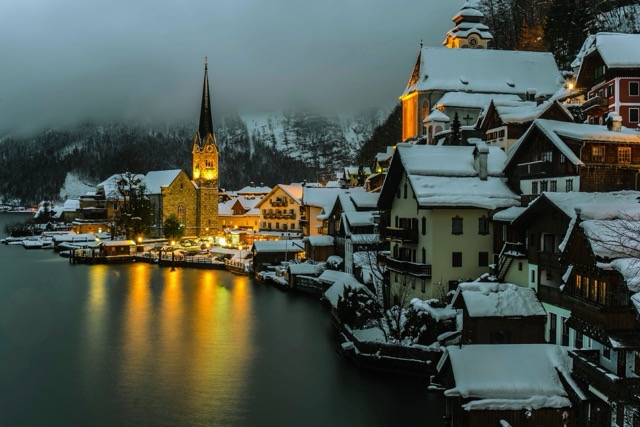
[[137, 237, 142, 243], [567, 82, 574, 90]]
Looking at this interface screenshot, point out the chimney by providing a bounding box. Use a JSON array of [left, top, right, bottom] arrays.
[[475, 142, 489, 180], [606, 112, 622, 132]]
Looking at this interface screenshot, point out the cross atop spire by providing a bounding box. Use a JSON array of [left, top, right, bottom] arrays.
[[198, 58, 214, 144]]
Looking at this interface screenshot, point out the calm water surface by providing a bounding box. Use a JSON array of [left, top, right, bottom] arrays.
[[0, 213, 444, 426]]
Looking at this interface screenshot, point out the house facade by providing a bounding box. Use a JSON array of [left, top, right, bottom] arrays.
[[504, 119, 640, 203], [573, 33, 640, 129], [378, 143, 519, 302], [255, 184, 303, 236]]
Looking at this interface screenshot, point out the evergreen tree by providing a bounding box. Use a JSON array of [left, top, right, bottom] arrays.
[[544, 0, 594, 72], [517, 23, 546, 51], [163, 214, 185, 240], [356, 104, 401, 168]]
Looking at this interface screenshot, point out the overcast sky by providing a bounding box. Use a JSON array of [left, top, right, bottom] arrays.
[[0, 0, 463, 136]]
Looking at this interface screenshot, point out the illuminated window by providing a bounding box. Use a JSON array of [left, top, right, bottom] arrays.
[[618, 147, 631, 164], [575, 274, 582, 296], [592, 146, 605, 162], [177, 205, 185, 223]]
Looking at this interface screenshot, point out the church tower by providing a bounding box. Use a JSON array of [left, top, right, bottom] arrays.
[[443, 1, 493, 49], [192, 58, 219, 235]]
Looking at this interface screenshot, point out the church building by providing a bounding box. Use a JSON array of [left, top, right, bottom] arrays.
[[400, 2, 564, 143]]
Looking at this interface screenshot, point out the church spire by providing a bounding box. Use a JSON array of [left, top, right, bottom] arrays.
[[198, 57, 214, 143]]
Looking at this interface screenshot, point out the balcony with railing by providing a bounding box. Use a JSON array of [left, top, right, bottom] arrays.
[[570, 349, 640, 403], [565, 296, 637, 331], [380, 254, 431, 277], [582, 96, 609, 114], [384, 227, 418, 243], [516, 160, 553, 178], [535, 251, 562, 270]]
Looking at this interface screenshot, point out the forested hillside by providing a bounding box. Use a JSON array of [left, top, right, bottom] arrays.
[[478, 0, 639, 70], [0, 109, 383, 204]]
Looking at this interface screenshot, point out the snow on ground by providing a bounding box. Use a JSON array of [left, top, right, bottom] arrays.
[[59, 172, 96, 200]]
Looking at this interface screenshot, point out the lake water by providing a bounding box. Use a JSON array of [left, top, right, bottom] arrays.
[[0, 213, 444, 426]]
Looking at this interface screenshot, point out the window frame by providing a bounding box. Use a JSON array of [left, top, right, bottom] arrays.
[[618, 147, 632, 164], [452, 252, 462, 267], [630, 81, 640, 97], [451, 216, 463, 235], [630, 108, 639, 124], [478, 216, 489, 235]]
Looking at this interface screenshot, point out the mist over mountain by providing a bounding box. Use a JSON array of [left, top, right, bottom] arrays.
[[0, 107, 390, 204]]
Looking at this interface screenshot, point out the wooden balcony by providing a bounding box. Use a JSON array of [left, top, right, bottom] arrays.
[[570, 349, 640, 403], [380, 254, 431, 277], [384, 227, 418, 243], [537, 285, 571, 309], [582, 96, 609, 114], [565, 294, 637, 331], [516, 160, 553, 178], [535, 251, 562, 270]]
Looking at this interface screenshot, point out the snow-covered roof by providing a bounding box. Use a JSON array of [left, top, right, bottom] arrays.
[[437, 93, 521, 111], [543, 191, 640, 219], [491, 206, 526, 222], [574, 32, 640, 71], [144, 170, 182, 195], [398, 144, 505, 177], [403, 48, 564, 97], [302, 186, 345, 208], [252, 240, 305, 253], [237, 185, 272, 195], [348, 191, 379, 209], [302, 235, 334, 247], [218, 195, 262, 216], [288, 262, 323, 276], [279, 184, 303, 202], [396, 144, 519, 209], [424, 109, 450, 123], [411, 298, 457, 321], [63, 199, 80, 211], [375, 146, 394, 163], [454, 282, 546, 318], [507, 119, 640, 168], [322, 271, 372, 308], [485, 99, 572, 127], [344, 211, 376, 227], [444, 344, 577, 411]]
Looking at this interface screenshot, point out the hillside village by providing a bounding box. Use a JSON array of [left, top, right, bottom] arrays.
[[9, 2, 640, 427]]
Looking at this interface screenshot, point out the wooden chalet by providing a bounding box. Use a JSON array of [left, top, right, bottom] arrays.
[[574, 33, 640, 129], [478, 99, 573, 154], [452, 281, 547, 345], [437, 344, 586, 427], [560, 213, 640, 425], [504, 119, 640, 203]]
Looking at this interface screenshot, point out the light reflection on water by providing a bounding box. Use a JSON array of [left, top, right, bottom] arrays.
[[0, 219, 440, 427], [81, 263, 255, 425]]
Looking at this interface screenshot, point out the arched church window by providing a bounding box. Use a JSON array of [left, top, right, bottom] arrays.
[[178, 205, 185, 223]]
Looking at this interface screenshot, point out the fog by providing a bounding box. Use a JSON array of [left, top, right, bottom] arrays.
[[0, 0, 462, 136]]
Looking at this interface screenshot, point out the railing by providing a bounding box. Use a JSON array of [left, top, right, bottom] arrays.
[[492, 241, 525, 280], [582, 96, 609, 113], [384, 227, 418, 243], [516, 160, 553, 178], [536, 285, 569, 308], [565, 296, 637, 331], [381, 255, 431, 277], [570, 350, 640, 403]]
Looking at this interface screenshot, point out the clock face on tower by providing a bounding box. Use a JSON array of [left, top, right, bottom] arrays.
[[468, 35, 479, 48]]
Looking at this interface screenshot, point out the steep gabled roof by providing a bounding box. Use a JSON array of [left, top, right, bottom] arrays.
[[452, 281, 546, 318], [402, 48, 564, 97], [378, 144, 519, 210], [145, 169, 182, 195], [255, 184, 303, 210]]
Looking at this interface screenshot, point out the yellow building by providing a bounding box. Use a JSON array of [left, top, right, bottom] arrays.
[[377, 143, 519, 304]]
